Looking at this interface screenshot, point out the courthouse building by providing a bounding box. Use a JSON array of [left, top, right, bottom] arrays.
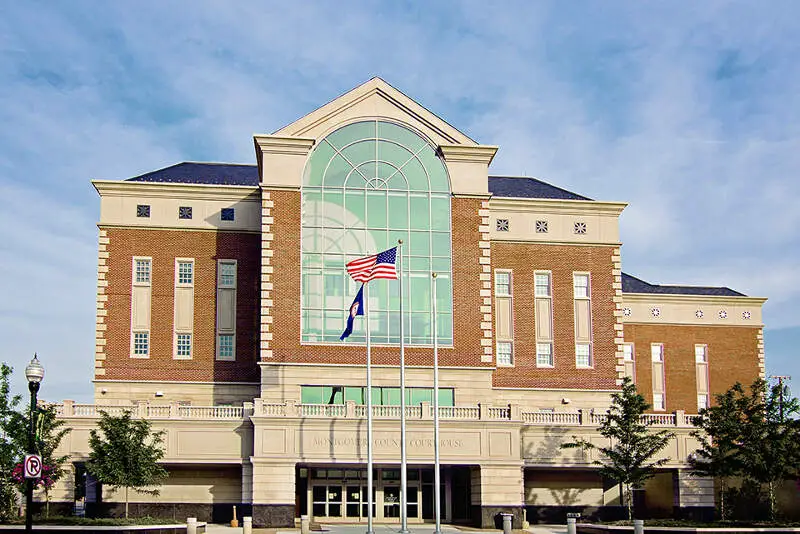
[[52, 78, 766, 526]]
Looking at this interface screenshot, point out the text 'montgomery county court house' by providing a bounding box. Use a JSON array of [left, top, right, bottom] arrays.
[[51, 78, 766, 527]]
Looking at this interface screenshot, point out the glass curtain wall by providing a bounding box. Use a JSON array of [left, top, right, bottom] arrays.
[[301, 120, 452, 345]]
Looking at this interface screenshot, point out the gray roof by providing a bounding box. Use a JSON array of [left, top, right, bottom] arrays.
[[621, 272, 745, 297], [125, 162, 592, 200]]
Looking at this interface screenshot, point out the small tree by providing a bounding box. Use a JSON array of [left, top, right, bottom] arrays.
[[690, 384, 746, 520], [87, 410, 168, 518], [6, 405, 71, 517], [0, 364, 22, 521], [562, 377, 675, 520]]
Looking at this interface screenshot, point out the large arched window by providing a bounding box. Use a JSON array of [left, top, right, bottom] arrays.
[[301, 120, 453, 346]]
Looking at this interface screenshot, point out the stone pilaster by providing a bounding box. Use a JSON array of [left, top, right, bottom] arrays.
[[479, 200, 493, 362], [260, 193, 274, 359], [611, 247, 625, 385], [95, 228, 109, 378], [757, 328, 765, 379]]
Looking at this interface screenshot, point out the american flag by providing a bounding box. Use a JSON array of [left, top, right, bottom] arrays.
[[345, 247, 398, 282]]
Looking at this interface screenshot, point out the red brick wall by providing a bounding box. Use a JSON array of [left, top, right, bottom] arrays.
[[490, 243, 618, 390], [268, 190, 491, 368], [624, 324, 760, 413], [103, 228, 261, 382]]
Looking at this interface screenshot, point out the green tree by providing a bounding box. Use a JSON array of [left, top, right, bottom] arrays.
[[87, 410, 168, 518], [0, 364, 22, 520], [689, 384, 746, 520], [6, 405, 71, 517], [561, 377, 675, 520]]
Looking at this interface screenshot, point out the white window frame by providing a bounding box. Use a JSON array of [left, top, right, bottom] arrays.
[[494, 270, 512, 297], [496, 341, 513, 367], [218, 260, 238, 289], [536, 342, 553, 367], [573, 273, 590, 299], [217, 333, 236, 362], [132, 331, 150, 358], [176, 258, 195, 287], [575, 343, 592, 368], [695, 344, 708, 363], [175, 333, 193, 360], [651, 343, 666, 411], [132, 256, 152, 286], [697, 393, 709, 411], [534, 271, 552, 298], [653, 393, 665, 411]]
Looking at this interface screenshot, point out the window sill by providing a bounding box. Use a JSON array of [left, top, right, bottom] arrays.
[[130, 354, 150, 359]]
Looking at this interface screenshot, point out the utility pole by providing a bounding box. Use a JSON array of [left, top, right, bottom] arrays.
[[769, 375, 791, 421]]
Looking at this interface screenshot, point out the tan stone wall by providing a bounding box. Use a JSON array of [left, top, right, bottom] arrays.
[[93, 381, 258, 405], [102, 227, 260, 383], [103, 465, 242, 503], [490, 242, 618, 389], [524, 470, 605, 506], [624, 324, 760, 412]]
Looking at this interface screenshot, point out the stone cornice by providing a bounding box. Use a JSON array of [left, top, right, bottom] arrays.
[[92, 180, 261, 202], [253, 135, 315, 156], [438, 144, 498, 165], [622, 292, 767, 307], [489, 197, 627, 216]]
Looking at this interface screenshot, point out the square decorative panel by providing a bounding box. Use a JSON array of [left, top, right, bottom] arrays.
[[536, 220, 548, 233], [136, 204, 150, 218], [178, 206, 192, 220], [495, 218, 509, 232], [574, 221, 587, 234], [221, 208, 235, 221]]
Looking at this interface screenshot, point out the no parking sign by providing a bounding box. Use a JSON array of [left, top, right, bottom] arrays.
[[24, 454, 42, 479]]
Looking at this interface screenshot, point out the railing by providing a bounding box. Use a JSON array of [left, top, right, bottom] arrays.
[[53, 400, 698, 427], [523, 411, 581, 425]]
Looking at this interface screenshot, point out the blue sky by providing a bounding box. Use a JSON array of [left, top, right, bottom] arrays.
[[0, 1, 797, 402]]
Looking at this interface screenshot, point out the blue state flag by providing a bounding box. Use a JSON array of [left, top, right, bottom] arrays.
[[340, 284, 365, 340]]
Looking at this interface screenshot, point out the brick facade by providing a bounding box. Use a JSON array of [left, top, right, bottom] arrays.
[[624, 323, 761, 412], [267, 190, 492, 368], [102, 227, 261, 382], [490, 242, 618, 390]]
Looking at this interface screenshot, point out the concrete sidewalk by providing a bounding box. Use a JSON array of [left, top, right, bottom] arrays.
[[203, 523, 567, 534]]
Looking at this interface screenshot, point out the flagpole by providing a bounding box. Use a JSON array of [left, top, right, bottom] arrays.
[[365, 282, 374, 534], [432, 272, 442, 534], [398, 240, 409, 534]]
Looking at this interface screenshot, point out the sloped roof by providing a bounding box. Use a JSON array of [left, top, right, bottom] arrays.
[[488, 176, 592, 201], [621, 272, 745, 297], [126, 162, 259, 186], [124, 163, 592, 200]]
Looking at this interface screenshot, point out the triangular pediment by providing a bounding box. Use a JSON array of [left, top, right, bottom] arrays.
[[272, 77, 477, 146]]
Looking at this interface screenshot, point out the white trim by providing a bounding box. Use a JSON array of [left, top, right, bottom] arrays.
[[496, 341, 513, 367], [130, 256, 152, 359], [575, 343, 593, 369], [175, 258, 195, 287], [573, 272, 591, 299]]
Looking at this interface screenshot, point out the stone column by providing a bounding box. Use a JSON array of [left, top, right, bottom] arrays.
[[470, 464, 525, 528], [251, 459, 296, 527]]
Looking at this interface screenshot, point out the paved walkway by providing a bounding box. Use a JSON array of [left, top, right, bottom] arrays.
[[203, 523, 567, 534]]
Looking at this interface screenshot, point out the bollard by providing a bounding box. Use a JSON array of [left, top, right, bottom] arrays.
[[243, 516, 253, 534], [301, 514, 310, 534], [634, 519, 644, 534], [567, 517, 577, 534], [501, 513, 513, 534], [187, 517, 197, 534]]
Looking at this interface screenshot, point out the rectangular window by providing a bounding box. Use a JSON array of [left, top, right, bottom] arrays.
[[217, 334, 235, 361], [494, 271, 511, 296], [134, 258, 151, 285], [573, 274, 590, 299], [216, 260, 237, 361], [695, 344, 709, 412], [575, 343, 592, 368], [497, 342, 513, 366], [176, 333, 192, 359], [536, 343, 553, 367], [177, 260, 194, 286], [132, 332, 149, 356], [535, 273, 551, 297], [651, 343, 666, 411], [623, 343, 635, 381], [131, 257, 152, 358]]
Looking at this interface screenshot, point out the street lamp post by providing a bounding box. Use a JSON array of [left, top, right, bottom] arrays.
[[24, 354, 44, 533]]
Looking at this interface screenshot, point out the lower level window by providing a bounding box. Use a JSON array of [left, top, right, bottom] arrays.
[[217, 334, 235, 361], [536, 343, 553, 367], [176, 333, 192, 359], [300, 385, 455, 406], [133, 332, 149, 357], [575, 343, 592, 368], [653, 393, 665, 411], [497, 342, 513, 366], [697, 394, 708, 411]]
